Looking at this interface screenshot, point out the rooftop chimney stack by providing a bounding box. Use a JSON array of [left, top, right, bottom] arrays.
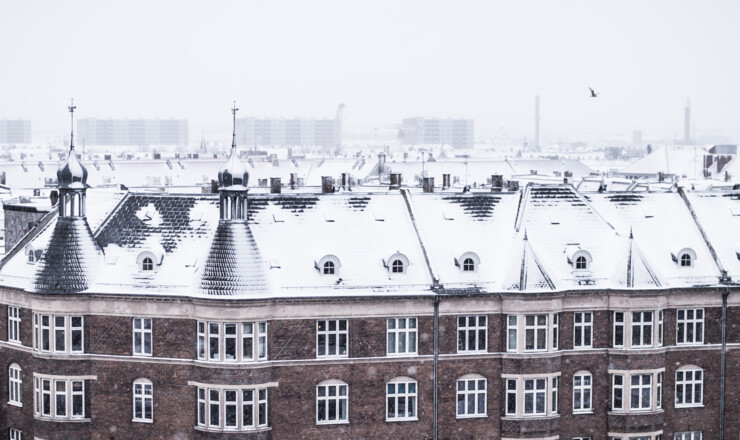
[[341, 173, 349, 190], [389, 173, 402, 190], [422, 177, 434, 193], [290, 173, 298, 190], [321, 176, 334, 193], [442, 174, 451, 189], [491, 174, 503, 192], [507, 180, 519, 191], [270, 177, 281, 194]]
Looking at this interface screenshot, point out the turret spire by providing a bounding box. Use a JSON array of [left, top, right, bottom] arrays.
[[68, 99, 76, 150], [231, 100, 238, 149]]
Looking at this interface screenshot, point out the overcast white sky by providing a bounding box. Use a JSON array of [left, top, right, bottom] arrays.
[[1, 0, 738, 141]]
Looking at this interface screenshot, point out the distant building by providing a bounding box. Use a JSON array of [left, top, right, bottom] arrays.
[[236, 117, 341, 148], [77, 118, 188, 146], [401, 117, 474, 148], [0, 119, 32, 144]]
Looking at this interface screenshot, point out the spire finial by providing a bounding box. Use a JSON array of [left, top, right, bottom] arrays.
[[523, 228, 528, 241], [231, 100, 239, 149], [68, 98, 77, 150], [629, 226, 633, 239]]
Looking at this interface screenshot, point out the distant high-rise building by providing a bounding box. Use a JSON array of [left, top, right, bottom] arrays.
[[77, 118, 188, 146], [235, 117, 341, 148], [0, 119, 32, 144], [400, 117, 474, 149], [684, 99, 692, 144]]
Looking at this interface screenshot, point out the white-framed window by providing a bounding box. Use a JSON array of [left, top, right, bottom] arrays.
[[610, 432, 664, 440], [674, 432, 701, 440], [385, 253, 409, 275], [507, 313, 559, 353], [675, 367, 703, 407], [316, 380, 348, 424], [316, 255, 341, 276], [525, 315, 548, 351], [32, 314, 83, 354], [317, 319, 348, 358], [507, 315, 518, 351], [8, 363, 22, 406], [462, 258, 475, 271], [573, 371, 592, 413], [196, 386, 268, 432], [33, 376, 85, 420], [574, 312, 593, 349], [133, 378, 153, 422], [676, 309, 704, 345], [133, 318, 152, 356], [387, 317, 417, 356], [323, 261, 335, 274], [391, 259, 404, 273], [456, 252, 480, 273], [610, 369, 664, 413], [457, 315, 487, 353], [573, 437, 591, 440], [386, 377, 417, 421], [9, 428, 22, 440], [613, 311, 662, 349], [456, 374, 486, 418], [142, 257, 154, 271], [197, 321, 268, 362], [503, 373, 560, 418], [8, 306, 21, 344]]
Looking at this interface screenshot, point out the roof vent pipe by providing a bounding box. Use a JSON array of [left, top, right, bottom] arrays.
[[491, 174, 503, 192], [442, 174, 451, 189], [321, 176, 334, 193], [389, 173, 402, 190], [423, 177, 435, 193], [270, 177, 281, 194]]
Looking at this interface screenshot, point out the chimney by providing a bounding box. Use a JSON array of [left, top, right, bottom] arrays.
[[321, 176, 334, 193], [442, 174, 451, 189], [491, 174, 503, 192], [290, 173, 298, 190], [211, 179, 219, 194], [50, 190, 59, 206], [378, 153, 386, 174], [270, 178, 281, 194], [564, 171, 573, 178], [507, 180, 519, 191], [341, 173, 349, 190], [658, 171, 665, 182], [389, 173, 402, 190], [423, 177, 435, 193]]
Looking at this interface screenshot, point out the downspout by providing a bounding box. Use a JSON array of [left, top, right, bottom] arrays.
[[433, 294, 439, 440], [719, 283, 729, 440]]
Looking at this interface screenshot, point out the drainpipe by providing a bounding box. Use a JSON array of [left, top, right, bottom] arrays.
[[433, 294, 439, 440], [719, 284, 729, 440]]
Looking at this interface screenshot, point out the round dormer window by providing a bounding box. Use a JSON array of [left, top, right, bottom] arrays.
[[386, 253, 410, 275], [457, 252, 481, 273], [316, 255, 341, 276]]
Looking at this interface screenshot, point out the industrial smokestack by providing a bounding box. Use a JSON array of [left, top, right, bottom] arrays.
[[684, 98, 691, 144], [534, 95, 540, 151]]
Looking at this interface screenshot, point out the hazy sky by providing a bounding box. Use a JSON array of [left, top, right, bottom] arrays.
[[1, 0, 739, 142]]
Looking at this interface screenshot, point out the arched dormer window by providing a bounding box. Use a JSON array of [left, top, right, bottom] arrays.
[[137, 247, 165, 273], [565, 246, 592, 271], [315, 255, 341, 276], [26, 245, 42, 264], [575, 256, 587, 270], [142, 257, 154, 271], [385, 253, 409, 275], [455, 252, 480, 273], [672, 248, 696, 268]]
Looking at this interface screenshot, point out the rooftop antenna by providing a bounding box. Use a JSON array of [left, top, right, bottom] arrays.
[[231, 100, 239, 149], [68, 98, 76, 150]]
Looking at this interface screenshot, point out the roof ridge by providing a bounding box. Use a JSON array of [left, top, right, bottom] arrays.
[[0, 207, 58, 270]]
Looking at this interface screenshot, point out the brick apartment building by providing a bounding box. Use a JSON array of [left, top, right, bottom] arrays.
[[1, 128, 739, 439]]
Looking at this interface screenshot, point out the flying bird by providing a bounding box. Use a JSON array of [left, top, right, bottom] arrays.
[[589, 87, 599, 98]]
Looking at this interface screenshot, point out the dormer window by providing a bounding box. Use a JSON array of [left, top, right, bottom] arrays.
[[565, 246, 592, 272], [463, 258, 475, 271], [385, 253, 410, 276], [455, 252, 481, 273], [26, 246, 42, 264], [28, 249, 35, 264], [316, 255, 341, 276], [136, 247, 165, 273], [672, 248, 696, 268], [142, 257, 154, 271], [392, 259, 405, 273], [575, 256, 587, 270]]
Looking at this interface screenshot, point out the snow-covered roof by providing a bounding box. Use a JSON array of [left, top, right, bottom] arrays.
[[618, 145, 709, 178]]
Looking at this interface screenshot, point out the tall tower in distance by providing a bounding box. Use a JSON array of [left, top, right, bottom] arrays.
[[684, 98, 692, 144], [534, 95, 540, 151]]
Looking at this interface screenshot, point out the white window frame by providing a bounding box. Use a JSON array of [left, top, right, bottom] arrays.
[[457, 315, 487, 353], [609, 431, 664, 440], [502, 373, 561, 419], [316, 319, 348, 358], [525, 314, 548, 351], [507, 315, 518, 352], [676, 309, 704, 345], [195, 385, 269, 432], [631, 311, 653, 348], [386, 377, 417, 421], [675, 367, 703, 408], [316, 380, 348, 425], [507, 313, 559, 353], [9, 428, 22, 440], [609, 369, 664, 414], [133, 378, 153, 423], [573, 311, 593, 349], [8, 306, 21, 344], [674, 432, 701, 440], [8, 363, 22, 406], [387, 317, 418, 356], [197, 321, 268, 362], [456, 374, 486, 418], [33, 375, 87, 421], [630, 373, 652, 410], [573, 371, 592, 413], [133, 317, 152, 356], [612, 311, 662, 349], [32, 314, 83, 354]]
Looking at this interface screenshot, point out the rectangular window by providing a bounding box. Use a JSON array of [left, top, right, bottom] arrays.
[[573, 373, 592, 412], [552, 313, 559, 350], [457, 315, 487, 352], [242, 390, 253, 428], [613, 312, 624, 347], [387, 317, 418, 355], [657, 372, 663, 409], [525, 315, 547, 351], [198, 321, 269, 362], [551, 376, 558, 414], [8, 306, 21, 344], [630, 374, 652, 410], [612, 374, 623, 410], [674, 432, 701, 440], [209, 323, 220, 360], [506, 379, 517, 416], [317, 319, 348, 358], [33, 314, 83, 354], [197, 322, 205, 360], [456, 377, 486, 417], [70, 317, 83, 353], [507, 316, 518, 351], [133, 381, 153, 422], [224, 324, 237, 361], [631, 312, 653, 347], [676, 309, 704, 345], [386, 380, 417, 421], [257, 322, 267, 360], [317, 383, 348, 424], [658, 310, 664, 346], [54, 316, 66, 352], [133, 318, 152, 356], [523, 378, 547, 415], [9, 429, 22, 440], [209, 389, 220, 428], [33, 376, 85, 420], [8, 364, 22, 406], [224, 389, 238, 428], [675, 369, 703, 407], [574, 312, 593, 348]]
